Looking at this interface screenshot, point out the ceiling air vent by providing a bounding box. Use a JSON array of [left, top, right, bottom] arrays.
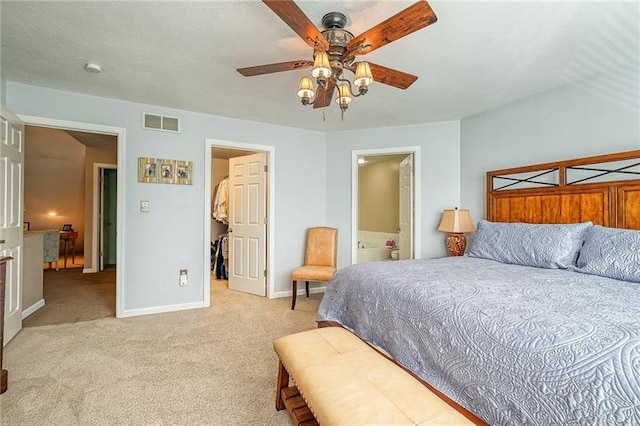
[[143, 113, 180, 133]]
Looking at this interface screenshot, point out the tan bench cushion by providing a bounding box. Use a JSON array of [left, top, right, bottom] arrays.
[[273, 327, 474, 426]]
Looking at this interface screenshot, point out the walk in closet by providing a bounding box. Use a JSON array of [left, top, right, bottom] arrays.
[[211, 147, 269, 296]]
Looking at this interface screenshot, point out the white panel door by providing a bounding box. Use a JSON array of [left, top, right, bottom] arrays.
[[228, 153, 267, 296], [0, 105, 24, 345], [399, 155, 414, 260]]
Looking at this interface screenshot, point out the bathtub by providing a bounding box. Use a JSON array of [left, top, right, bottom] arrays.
[[357, 246, 392, 263]]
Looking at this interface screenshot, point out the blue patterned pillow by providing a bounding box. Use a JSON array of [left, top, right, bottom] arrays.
[[572, 225, 640, 283], [467, 220, 592, 269]]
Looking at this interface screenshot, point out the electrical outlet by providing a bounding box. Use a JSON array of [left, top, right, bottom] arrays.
[[140, 200, 150, 212], [179, 269, 188, 286]]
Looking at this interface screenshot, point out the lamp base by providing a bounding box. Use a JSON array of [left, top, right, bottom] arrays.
[[446, 233, 467, 256]]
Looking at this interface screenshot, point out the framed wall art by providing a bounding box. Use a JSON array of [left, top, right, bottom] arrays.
[[138, 157, 158, 183], [158, 159, 174, 184], [175, 160, 193, 185], [138, 157, 193, 185]]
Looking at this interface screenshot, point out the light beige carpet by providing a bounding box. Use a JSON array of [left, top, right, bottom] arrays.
[[24, 267, 116, 327], [1, 278, 322, 425]]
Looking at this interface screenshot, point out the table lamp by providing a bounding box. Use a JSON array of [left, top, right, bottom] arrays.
[[437, 208, 475, 256]]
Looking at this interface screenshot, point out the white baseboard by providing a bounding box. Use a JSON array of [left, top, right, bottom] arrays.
[[83, 267, 97, 273], [121, 301, 206, 318], [22, 299, 45, 319], [270, 285, 326, 299]]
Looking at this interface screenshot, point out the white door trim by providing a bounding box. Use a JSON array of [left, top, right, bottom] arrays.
[[17, 114, 126, 318], [204, 138, 275, 301], [91, 163, 117, 273], [351, 146, 421, 265]]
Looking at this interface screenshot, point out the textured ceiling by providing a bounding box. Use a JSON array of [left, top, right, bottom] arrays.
[[2, 1, 638, 132]]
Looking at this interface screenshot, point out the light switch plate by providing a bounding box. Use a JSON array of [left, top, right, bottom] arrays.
[[140, 200, 150, 212]]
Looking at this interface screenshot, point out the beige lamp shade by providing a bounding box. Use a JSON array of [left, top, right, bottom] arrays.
[[311, 51, 331, 79], [335, 83, 352, 106], [437, 208, 476, 233], [297, 76, 315, 100], [353, 61, 374, 88]]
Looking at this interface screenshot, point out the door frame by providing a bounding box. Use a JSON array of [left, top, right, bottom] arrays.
[[204, 138, 275, 300], [93, 163, 117, 272], [18, 115, 126, 317], [351, 146, 421, 265]]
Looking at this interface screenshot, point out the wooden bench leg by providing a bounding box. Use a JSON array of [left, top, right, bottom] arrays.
[[305, 281, 309, 298], [276, 360, 289, 411], [291, 280, 297, 310]]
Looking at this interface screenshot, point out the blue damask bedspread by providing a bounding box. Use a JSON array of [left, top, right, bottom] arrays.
[[317, 257, 640, 425]]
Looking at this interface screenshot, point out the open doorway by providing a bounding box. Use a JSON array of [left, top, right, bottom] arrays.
[[204, 139, 276, 301], [351, 147, 422, 265], [21, 125, 119, 326], [98, 166, 117, 271], [210, 147, 268, 296]]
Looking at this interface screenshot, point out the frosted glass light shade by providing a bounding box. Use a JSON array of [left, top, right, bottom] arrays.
[[311, 51, 331, 79], [297, 76, 315, 100], [437, 209, 476, 233], [353, 62, 373, 88]]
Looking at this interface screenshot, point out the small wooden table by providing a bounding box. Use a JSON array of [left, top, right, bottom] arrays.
[[59, 231, 78, 268]]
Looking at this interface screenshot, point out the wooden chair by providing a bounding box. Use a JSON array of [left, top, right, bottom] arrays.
[[291, 227, 338, 310]]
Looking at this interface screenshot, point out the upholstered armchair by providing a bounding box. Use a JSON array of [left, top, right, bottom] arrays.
[[290, 227, 338, 310]]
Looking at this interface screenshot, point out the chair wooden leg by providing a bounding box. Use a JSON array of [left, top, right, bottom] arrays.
[[291, 280, 297, 310], [275, 360, 289, 411], [305, 281, 309, 298]]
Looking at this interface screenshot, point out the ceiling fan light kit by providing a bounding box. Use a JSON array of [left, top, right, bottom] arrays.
[[238, 0, 437, 120], [297, 76, 315, 105]]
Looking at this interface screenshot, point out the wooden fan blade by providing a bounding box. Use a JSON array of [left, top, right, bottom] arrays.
[[368, 63, 418, 89], [263, 0, 329, 51], [313, 79, 336, 109], [237, 60, 313, 77], [347, 1, 437, 57]]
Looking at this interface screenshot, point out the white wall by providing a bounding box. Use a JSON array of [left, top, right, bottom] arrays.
[[326, 121, 461, 266], [6, 82, 326, 312], [1, 79, 6, 104], [460, 76, 640, 221]]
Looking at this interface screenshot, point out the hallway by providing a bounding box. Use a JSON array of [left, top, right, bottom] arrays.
[[23, 265, 116, 327]]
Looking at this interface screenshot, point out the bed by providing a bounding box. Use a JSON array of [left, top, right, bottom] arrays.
[[317, 150, 640, 425]]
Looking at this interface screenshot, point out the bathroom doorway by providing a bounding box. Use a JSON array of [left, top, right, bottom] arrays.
[[351, 147, 421, 264]]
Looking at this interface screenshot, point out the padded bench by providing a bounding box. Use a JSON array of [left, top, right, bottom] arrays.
[[273, 327, 482, 425]]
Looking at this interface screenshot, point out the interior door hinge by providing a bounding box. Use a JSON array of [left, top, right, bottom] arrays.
[[264, 217, 268, 224], [264, 269, 267, 277], [264, 165, 268, 172]]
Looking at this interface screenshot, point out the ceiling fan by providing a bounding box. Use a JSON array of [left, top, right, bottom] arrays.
[[237, 0, 438, 119]]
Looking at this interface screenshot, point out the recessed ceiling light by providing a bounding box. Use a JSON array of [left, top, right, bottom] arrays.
[[85, 63, 102, 73]]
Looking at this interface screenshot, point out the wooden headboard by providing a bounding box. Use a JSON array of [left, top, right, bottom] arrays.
[[486, 150, 640, 230]]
